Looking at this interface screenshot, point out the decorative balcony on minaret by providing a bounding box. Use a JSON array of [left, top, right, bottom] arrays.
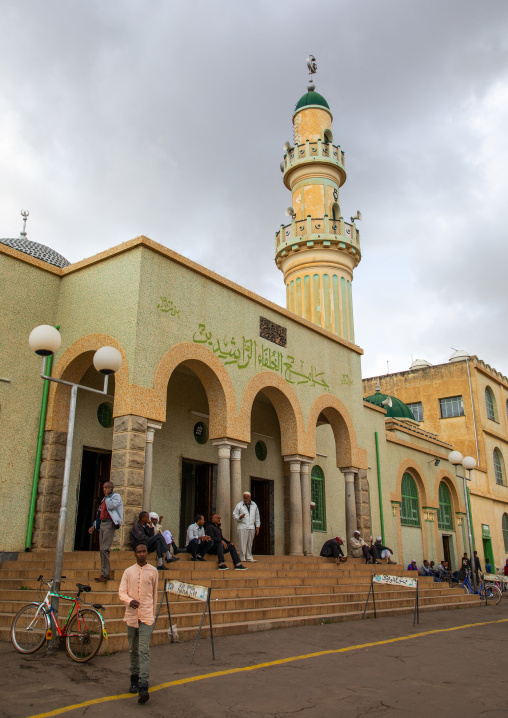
[[275, 58, 361, 343]]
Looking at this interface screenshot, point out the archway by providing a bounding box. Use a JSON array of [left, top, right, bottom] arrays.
[[33, 338, 124, 551]]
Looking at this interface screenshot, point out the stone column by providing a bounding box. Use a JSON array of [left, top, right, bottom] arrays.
[[230, 447, 243, 544], [354, 470, 371, 536], [142, 420, 162, 513], [213, 441, 232, 539], [300, 462, 312, 555], [289, 460, 303, 555], [342, 467, 358, 555], [32, 430, 68, 549], [111, 415, 147, 547]]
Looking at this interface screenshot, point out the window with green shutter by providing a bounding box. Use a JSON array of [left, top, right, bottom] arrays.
[[401, 473, 420, 526], [494, 448, 505, 485], [437, 482, 453, 530], [311, 465, 326, 532], [503, 514, 508, 553]]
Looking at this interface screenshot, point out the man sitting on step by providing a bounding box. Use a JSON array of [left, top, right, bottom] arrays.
[[349, 530, 380, 564], [186, 514, 215, 561], [320, 537, 347, 564], [130, 511, 176, 571], [374, 537, 396, 564], [205, 513, 247, 570]]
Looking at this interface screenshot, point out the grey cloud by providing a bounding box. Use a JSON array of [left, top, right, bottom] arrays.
[[2, 0, 508, 377]]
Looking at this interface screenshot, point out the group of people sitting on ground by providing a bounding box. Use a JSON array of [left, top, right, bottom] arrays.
[[128, 490, 262, 571], [319, 532, 397, 565]]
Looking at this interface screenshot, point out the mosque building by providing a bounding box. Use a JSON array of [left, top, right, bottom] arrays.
[[1, 62, 484, 572]]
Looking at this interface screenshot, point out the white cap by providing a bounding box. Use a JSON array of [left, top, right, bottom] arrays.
[[376, 536, 382, 542], [149, 512, 159, 521]]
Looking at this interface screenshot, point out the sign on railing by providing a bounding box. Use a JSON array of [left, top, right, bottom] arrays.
[[373, 574, 417, 589], [165, 579, 208, 602], [154, 579, 215, 664], [363, 574, 419, 626]]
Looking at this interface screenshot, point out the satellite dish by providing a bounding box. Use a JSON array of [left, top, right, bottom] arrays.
[[283, 141, 292, 152], [351, 210, 362, 222], [285, 206, 296, 218]]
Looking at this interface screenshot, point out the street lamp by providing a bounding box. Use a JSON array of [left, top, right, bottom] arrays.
[[29, 326, 122, 637], [448, 450, 477, 591]]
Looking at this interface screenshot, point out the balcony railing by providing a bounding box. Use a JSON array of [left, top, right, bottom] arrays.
[[275, 216, 361, 260], [282, 140, 346, 174]]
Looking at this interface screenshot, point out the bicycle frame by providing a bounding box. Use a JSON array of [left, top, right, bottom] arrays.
[[31, 579, 106, 640]]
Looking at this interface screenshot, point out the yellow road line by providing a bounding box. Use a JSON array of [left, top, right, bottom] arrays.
[[27, 617, 508, 718]]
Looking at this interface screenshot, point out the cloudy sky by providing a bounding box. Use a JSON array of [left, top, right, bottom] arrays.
[[2, 1, 508, 379]]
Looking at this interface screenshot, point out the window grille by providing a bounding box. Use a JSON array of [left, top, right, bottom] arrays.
[[437, 482, 453, 530], [401, 473, 420, 526], [311, 465, 326, 532]]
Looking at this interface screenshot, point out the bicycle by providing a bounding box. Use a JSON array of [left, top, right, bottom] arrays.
[[460, 570, 502, 605], [11, 575, 107, 662]]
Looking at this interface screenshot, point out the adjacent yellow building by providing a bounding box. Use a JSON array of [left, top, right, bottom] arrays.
[[363, 352, 508, 571]]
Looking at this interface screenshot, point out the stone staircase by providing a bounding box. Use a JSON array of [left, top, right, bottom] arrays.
[[0, 552, 478, 653]]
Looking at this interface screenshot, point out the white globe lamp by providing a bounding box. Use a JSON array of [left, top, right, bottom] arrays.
[[448, 450, 463, 466], [29, 325, 62, 356], [462, 456, 476, 471], [93, 346, 122, 375]]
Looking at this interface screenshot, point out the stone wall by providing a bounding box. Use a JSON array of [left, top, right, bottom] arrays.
[[355, 469, 371, 536]]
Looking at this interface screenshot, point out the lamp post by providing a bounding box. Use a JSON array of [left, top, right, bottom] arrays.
[[28, 326, 122, 637], [448, 450, 477, 592]]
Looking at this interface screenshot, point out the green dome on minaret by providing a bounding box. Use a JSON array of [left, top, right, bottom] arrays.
[[364, 383, 416, 420], [294, 91, 330, 111]]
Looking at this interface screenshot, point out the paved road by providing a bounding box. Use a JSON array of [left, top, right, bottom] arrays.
[[3, 602, 508, 718]]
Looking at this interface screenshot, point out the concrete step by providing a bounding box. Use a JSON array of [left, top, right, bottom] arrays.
[[0, 551, 475, 653], [0, 584, 471, 617], [1, 597, 477, 653], [0, 591, 477, 631]]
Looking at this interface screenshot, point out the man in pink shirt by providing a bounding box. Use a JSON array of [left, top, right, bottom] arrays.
[[118, 543, 158, 704]]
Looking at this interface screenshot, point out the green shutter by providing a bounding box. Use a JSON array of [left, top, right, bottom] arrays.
[[401, 473, 420, 527], [311, 465, 326, 532], [437, 482, 453, 530]]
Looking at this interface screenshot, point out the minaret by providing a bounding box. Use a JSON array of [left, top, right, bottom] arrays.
[[275, 57, 361, 342]]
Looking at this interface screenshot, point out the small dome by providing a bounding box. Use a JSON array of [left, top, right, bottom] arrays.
[[449, 349, 470, 363], [410, 358, 432, 369], [295, 91, 330, 111], [0, 237, 70, 268], [364, 390, 416, 421]]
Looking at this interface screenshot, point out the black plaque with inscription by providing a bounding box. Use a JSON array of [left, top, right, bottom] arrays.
[[259, 317, 287, 348]]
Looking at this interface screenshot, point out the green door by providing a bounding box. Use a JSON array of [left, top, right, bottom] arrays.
[[482, 538, 494, 572]]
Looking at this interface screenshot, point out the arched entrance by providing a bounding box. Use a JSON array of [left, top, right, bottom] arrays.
[[33, 350, 118, 551]]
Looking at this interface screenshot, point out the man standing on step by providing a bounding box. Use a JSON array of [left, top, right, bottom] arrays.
[[119, 543, 158, 704], [233, 491, 260, 563], [88, 481, 123, 583]]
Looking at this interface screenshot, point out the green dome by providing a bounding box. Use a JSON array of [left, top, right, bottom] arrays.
[[364, 392, 416, 420], [295, 91, 330, 111]]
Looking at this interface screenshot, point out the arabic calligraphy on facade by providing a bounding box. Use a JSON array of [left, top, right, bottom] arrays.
[[193, 323, 329, 389], [157, 296, 180, 316]]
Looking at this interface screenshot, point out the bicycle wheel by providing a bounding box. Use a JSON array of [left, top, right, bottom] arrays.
[[484, 584, 502, 605], [65, 608, 103, 662], [11, 603, 48, 654]]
